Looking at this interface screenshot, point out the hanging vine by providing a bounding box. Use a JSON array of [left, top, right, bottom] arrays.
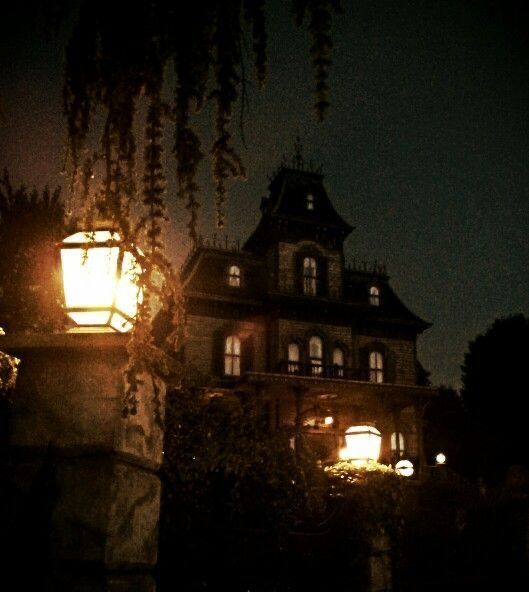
[[62, 0, 340, 414]]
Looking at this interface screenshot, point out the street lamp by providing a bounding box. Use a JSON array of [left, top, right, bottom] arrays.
[[435, 452, 447, 465], [339, 425, 382, 465], [60, 230, 142, 333]]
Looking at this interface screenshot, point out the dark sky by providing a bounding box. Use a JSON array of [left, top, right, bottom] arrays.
[[1, 1, 528, 388]]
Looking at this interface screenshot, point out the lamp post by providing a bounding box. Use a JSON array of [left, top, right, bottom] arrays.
[[60, 229, 142, 332], [1, 230, 163, 591]]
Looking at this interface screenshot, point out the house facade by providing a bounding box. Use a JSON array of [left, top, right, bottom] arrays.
[[180, 157, 436, 470]]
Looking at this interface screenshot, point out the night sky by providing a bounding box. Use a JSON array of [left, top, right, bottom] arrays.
[[1, 1, 528, 388]]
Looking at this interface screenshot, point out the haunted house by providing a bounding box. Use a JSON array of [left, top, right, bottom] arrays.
[[179, 154, 436, 469]]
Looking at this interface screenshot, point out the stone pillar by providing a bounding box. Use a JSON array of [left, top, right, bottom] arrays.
[[1, 333, 164, 592]]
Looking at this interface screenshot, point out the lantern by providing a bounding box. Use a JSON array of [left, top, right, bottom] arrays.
[[60, 230, 142, 333], [339, 425, 382, 464]]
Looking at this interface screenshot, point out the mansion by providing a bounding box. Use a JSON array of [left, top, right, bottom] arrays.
[[180, 156, 436, 469]]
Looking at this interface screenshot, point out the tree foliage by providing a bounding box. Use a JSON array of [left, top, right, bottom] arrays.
[[461, 314, 529, 481], [60, 1, 340, 413], [0, 171, 66, 333]]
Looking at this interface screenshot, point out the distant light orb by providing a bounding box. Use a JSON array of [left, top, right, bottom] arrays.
[[435, 452, 447, 465], [324, 416, 334, 426], [395, 459, 414, 477]]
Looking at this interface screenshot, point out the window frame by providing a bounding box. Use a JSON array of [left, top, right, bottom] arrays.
[[369, 350, 384, 383], [309, 335, 323, 376], [369, 285, 380, 306], [302, 256, 317, 296], [287, 342, 301, 374], [228, 264, 241, 288], [306, 193, 315, 211], [332, 346, 345, 377], [224, 335, 241, 376], [390, 431, 405, 457]]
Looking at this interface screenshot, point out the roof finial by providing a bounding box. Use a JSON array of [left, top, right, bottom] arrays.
[[293, 136, 304, 170]]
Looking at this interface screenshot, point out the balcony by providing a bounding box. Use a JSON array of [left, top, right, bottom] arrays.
[[277, 360, 370, 381]]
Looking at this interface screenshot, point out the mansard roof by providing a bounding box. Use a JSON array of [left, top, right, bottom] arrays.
[[244, 166, 352, 253]]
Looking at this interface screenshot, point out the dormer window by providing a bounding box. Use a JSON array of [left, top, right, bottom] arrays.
[[306, 193, 314, 210], [369, 285, 380, 306], [228, 265, 241, 287], [303, 257, 317, 296]]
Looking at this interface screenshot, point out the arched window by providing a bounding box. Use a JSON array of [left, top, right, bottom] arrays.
[[390, 432, 405, 457], [369, 351, 384, 383], [303, 257, 317, 296], [306, 193, 314, 210], [309, 336, 323, 376], [369, 285, 380, 306], [287, 342, 300, 374], [228, 265, 241, 287], [224, 335, 241, 376], [332, 347, 345, 377]]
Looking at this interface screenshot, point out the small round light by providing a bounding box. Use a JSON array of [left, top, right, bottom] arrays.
[[435, 452, 446, 465], [324, 416, 334, 426], [395, 459, 414, 477]]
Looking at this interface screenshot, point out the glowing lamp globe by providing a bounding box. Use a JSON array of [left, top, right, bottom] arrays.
[[60, 230, 142, 333], [435, 452, 447, 465], [395, 459, 414, 477], [339, 425, 382, 464]]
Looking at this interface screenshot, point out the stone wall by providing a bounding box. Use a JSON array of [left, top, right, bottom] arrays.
[[1, 333, 164, 592]]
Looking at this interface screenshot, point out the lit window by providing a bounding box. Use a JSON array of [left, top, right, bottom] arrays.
[[390, 432, 405, 457], [224, 335, 241, 376], [288, 342, 300, 374], [306, 193, 314, 210], [228, 265, 241, 287], [303, 257, 317, 296], [369, 285, 380, 306], [332, 347, 345, 377], [309, 336, 323, 376], [369, 351, 384, 383]]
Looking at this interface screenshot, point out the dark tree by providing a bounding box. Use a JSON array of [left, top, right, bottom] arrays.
[[0, 172, 66, 333], [423, 386, 465, 470], [461, 314, 529, 483]]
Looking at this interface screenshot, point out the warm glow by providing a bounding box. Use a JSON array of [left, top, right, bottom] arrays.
[[339, 425, 381, 464], [435, 452, 446, 465], [60, 231, 142, 332], [395, 459, 414, 477], [324, 416, 334, 426]]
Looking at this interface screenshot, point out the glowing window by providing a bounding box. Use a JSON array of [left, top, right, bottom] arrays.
[[309, 336, 323, 376], [390, 432, 405, 456], [369, 351, 384, 383], [287, 342, 300, 374], [332, 347, 345, 377], [224, 335, 241, 376], [228, 265, 241, 287], [369, 285, 380, 306], [306, 193, 314, 210], [303, 257, 317, 296]]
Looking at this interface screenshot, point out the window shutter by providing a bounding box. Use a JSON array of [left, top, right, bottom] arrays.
[[318, 257, 328, 297], [295, 253, 304, 294], [212, 329, 225, 376], [242, 335, 255, 374], [386, 349, 397, 383], [359, 346, 369, 381]]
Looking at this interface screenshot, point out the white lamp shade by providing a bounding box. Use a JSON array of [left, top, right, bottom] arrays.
[[339, 425, 382, 463], [60, 230, 142, 332]]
